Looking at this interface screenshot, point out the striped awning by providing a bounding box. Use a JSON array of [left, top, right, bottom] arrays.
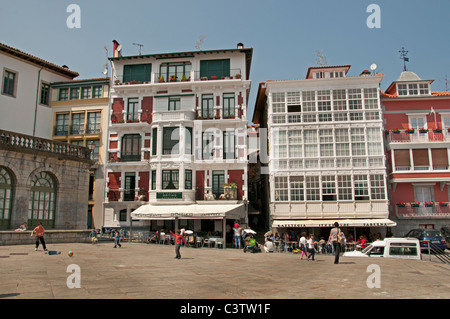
[[272, 218, 397, 228]]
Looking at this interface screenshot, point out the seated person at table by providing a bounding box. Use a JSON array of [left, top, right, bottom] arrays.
[[262, 237, 274, 253], [356, 236, 367, 250]]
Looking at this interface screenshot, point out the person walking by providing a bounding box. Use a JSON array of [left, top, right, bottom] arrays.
[[31, 222, 47, 251], [233, 223, 242, 249], [299, 232, 308, 260], [306, 234, 316, 261], [170, 230, 187, 259], [328, 222, 342, 264], [113, 230, 122, 248]]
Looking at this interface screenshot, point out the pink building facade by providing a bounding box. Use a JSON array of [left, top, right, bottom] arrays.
[[382, 71, 450, 235]]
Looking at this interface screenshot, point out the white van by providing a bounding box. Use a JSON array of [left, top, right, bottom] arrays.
[[343, 238, 421, 260]]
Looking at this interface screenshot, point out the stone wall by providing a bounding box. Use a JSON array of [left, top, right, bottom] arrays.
[[0, 230, 92, 246]]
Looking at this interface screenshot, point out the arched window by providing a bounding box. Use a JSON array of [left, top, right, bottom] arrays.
[[29, 172, 57, 228], [0, 167, 14, 230]]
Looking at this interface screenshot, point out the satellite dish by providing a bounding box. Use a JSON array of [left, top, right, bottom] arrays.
[[370, 63, 377, 71]]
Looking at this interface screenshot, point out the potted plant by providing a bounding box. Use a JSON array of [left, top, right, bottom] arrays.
[[211, 75, 218, 80], [169, 75, 177, 82], [411, 202, 420, 207], [159, 76, 165, 83], [406, 128, 415, 134], [419, 128, 428, 134], [425, 201, 434, 207], [201, 77, 208, 81], [181, 74, 188, 82], [235, 73, 241, 79], [433, 128, 442, 133], [438, 202, 448, 207], [130, 80, 137, 85], [222, 182, 237, 200], [397, 202, 406, 207], [392, 128, 400, 134]]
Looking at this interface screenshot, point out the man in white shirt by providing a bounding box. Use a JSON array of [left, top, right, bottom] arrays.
[[263, 237, 274, 253]]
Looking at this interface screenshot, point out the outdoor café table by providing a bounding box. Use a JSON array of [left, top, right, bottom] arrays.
[[207, 237, 220, 248]]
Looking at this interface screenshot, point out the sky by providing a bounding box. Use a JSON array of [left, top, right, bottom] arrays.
[[1, 0, 450, 121]]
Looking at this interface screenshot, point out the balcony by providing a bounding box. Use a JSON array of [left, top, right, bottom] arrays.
[[395, 202, 450, 218], [386, 129, 450, 144], [113, 69, 243, 86], [0, 129, 92, 162]]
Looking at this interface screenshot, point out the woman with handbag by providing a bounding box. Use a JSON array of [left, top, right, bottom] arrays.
[[328, 222, 342, 264]]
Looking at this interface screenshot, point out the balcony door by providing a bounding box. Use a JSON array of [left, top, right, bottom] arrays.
[[212, 171, 224, 199], [414, 185, 434, 215]]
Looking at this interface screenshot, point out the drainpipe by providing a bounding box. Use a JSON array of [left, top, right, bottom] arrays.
[[33, 65, 46, 137]]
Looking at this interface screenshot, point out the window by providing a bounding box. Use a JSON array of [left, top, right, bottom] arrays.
[[55, 113, 69, 136], [121, 134, 141, 161], [223, 93, 235, 118], [335, 128, 349, 156], [348, 89, 362, 110], [408, 84, 418, 95], [152, 128, 157, 156], [419, 83, 430, 95], [317, 90, 331, 111], [303, 130, 318, 158], [70, 87, 80, 100], [338, 175, 352, 200], [351, 128, 366, 156], [287, 92, 301, 112], [127, 98, 139, 121], [93, 86, 102, 98], [288, 130, 302, 157], [274, 176, 288, 201], [123, 63, 152, 83], [40, 82, 50, 105], [185, 170, 192, 190], [223, 130, 235, 159], [185, 127, 193, 155], [0, 166, 13, 230], [124, 173, 136, 201], [272, 92, 285, 113], [160, 62, 191, 82], [202, 131, 215, 159], [319, 129, 334, 157], [212, 171, 224, 199], [119, 209, 127, 221], [2, 70, 16, 96], [302, 91, 316, 112], [71, 113, 85, 134], [28, 172, 56, 228], [87, 140, 100, 161], [273, 130, 287, 158], [306, 176, 320, 201], [200, 59, 230, 79], [398, 84, 408, 96], [59, 88, 68, 101], [370, 175, 385, 200], [151, 170, 156, 190], [81, 87, 91, 99], [87, 112, 101, 134], [290, 176, 304, 201], [162, 170, 179, 190], [163, 127, 179, 155], [322, 176, 336, 201], [168, 97, 180, 111], [367, 128, 382, 156], [201, 94, 214, 119], [354, 175, 369, 200], [333, 89, 347, 111], [409, 116, 426, 130], [364, 88, 378, 109]]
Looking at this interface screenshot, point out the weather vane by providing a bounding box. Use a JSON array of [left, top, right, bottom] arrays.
[[399, 47, 409, 71], [315, 50, 328, 66]]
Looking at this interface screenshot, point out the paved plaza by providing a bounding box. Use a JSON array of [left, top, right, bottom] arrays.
[[0, 241, 449, 299]]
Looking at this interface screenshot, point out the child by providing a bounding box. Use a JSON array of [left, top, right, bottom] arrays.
[[170, 230, 187, 259]]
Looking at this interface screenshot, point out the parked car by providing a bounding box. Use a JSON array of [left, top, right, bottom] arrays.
[[343, 238, 421, 260], [440, 227, 450, 249], [403, 229, 447, 251]]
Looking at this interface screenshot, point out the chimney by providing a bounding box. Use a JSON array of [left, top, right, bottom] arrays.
[[237, 42, 244, 49], [113, 40, 122, 58]]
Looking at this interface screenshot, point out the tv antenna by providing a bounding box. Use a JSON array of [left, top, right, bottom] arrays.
[[132, 43, 144, 55], [399, 47, 409, 71], [195, 35, 206, 51], [102, 46, 109, 77], [315, 50, 328, 66]]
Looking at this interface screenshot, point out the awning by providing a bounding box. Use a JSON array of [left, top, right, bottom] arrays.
[[130, 203, 245, 220], [272, 218, 397, 228]]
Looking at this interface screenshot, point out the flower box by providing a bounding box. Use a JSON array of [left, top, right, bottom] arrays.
[[438, 202, 448, 207], [433, 129, 442, 133], [411, 202, 420, 207], [211, 76, 218, 80], [397, 202, 406, 207], [424, 202, 434, 207], [406, 129, 415, 134], [419, 129, 428, 134], [392, 129, 400, 134]]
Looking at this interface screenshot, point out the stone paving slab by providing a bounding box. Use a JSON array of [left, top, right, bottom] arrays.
[[0, 242, 449, 299]]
